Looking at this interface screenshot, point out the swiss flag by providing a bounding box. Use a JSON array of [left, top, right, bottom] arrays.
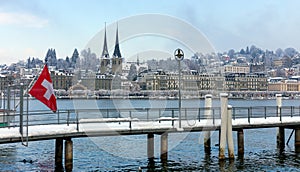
[[29, 64, 57, 112]]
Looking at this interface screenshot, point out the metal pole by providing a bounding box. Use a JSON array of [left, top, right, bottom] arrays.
[[19, 85, 23, 135], [3, 90, 5, 123], [178, 60, 182, 129], [6, 86, 10, 124], [7, 86, 10, 111], [174, 48, 184, 129], [26, 85, 29, 146]]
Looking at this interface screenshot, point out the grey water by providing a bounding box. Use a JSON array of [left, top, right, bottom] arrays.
[[0, 98, 300, 171]]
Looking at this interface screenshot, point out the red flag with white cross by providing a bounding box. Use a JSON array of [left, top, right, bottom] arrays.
[[29, 64, 57, 112]]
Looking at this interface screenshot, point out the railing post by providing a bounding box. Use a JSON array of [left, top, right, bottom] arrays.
[[247, 108, 250, 124], [57, 110, 60, 124], [276, 94, 282, 119], [67, 110, 70, 126], [147, 108, 149, 121], [7, 86, 10, 113], [159, 109, 161, 123], [76, 110, 79, 131], [212, 108, 215, 125], [233, 107, 235, 120], [291, 106, 293, 118], [198, 108, 201, 122], [264, 106, 267, 119], [280, 107, 282, 122], [172, 110, 174, 126], [129, 111, 132, 129]]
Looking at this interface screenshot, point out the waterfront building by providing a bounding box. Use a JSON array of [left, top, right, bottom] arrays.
[[225, 73, 268, 91], [50, 70, 73, 90], [142, 71, 224, 91], [95, 73, 113, 90], [268, 79, 300, 92], [224, 65, 250, 74]]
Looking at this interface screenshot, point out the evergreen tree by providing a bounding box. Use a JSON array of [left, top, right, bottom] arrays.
[[240, 49, 245, 54], [27, 57, 31, 69], [246, 46, 249, 54], [71, 48, 79, 68], [128, 64, 137, 81]]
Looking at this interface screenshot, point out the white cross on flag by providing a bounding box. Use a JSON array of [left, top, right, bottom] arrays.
[[29, 64, 57, 112]]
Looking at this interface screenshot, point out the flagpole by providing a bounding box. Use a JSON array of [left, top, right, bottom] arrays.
[[15, 64, 45, 109]]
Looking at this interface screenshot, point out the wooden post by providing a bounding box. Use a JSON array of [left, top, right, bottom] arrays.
[[219, 93, 228, 160], [65, 138, 73, 172], [295, 129, 300, 153], [204, 94, 212, 154], [55, 138, 63, 171], [227, 105, 234, 159], [147, 133, 154, 160], [276, 94, 285, 151], [160, 132, 168, 163], [237, 129, 244, 158]]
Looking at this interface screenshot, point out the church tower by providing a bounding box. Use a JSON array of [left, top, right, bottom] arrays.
[[100, 24, 110, 74], [112, 23, 123, 75]]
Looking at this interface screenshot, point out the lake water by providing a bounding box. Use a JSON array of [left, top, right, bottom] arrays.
[[0, 98, 299, 171]]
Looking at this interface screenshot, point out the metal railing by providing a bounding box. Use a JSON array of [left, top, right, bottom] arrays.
[[1, 106, 300, 130]]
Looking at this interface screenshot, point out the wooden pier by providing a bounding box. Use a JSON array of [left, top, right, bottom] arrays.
[[0, 94, 300, 170]]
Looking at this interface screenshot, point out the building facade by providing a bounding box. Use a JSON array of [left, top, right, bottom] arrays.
[[268, 80, 300, 92], [224, 65, 250, 73], [143, 72, 224, 91], [50, 71, 73, 90], [225, 73, 268, 91]]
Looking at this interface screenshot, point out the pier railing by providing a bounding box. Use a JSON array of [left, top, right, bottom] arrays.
[[1, 106, 300, 129]]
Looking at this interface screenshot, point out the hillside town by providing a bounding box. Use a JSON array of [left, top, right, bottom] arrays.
[[1, 26, 300, 99]]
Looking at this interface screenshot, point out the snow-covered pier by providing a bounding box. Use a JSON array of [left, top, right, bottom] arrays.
[[0, 95, 300, 170]]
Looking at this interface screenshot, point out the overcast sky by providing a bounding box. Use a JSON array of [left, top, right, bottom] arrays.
[[0, 0, 299, 64]]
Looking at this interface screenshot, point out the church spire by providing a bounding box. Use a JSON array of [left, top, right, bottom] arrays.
[[113, 23, 122, 58], [101, 23, 109, 58]]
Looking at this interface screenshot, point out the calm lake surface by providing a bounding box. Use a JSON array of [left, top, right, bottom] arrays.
[[0, 98, 300, 171]]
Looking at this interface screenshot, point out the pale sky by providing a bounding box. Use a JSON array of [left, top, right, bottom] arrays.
[[0, 0, 300, 65]]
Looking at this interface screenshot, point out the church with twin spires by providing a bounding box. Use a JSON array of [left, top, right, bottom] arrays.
[[100, 24, 123, 75]]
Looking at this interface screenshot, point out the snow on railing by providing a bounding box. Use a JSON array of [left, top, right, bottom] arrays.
[[1, 106, 300, 130]]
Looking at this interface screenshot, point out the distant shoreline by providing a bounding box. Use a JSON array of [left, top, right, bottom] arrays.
[[54, 95, 297, 100]]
